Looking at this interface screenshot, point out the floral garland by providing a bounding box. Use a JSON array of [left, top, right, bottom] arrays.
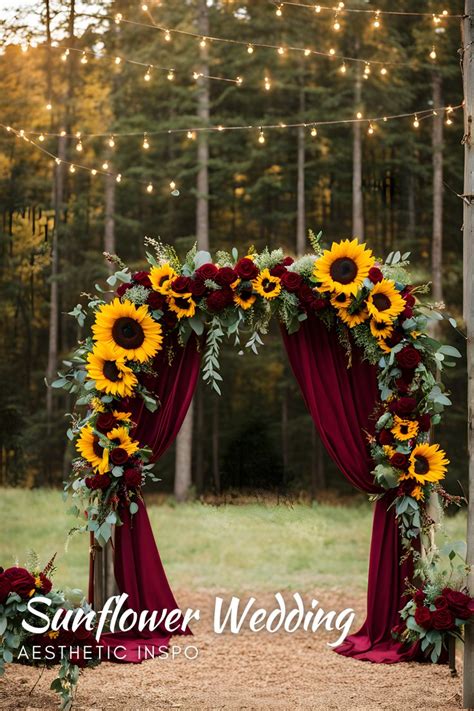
[[57, 233, 461, 552]]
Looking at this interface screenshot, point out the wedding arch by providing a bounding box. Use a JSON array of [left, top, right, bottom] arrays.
[[57, 232, 460, 665]]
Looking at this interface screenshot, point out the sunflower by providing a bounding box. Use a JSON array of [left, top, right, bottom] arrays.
[[92, 298, 163, 363], [86, 342, 138, 397], [377, 338, 392, 354], [76, 425, 110, 474], [112, 410, 132, 422], [90, 397, 105, 413], [149, 263, 177, 294], [383, 445, 395, 459], [330, 292, 352, 309], [234, 289, 256, 310], [366, 279, 405, 322], [167, 293, 196, 319], [411, 485, 425, 501], [106, 426, 140, 456], [407, 443, 449, 484], [314, 239, 374, 296], [337, 304, 369, 328], [369, 319, 394, 340], [252, 269, 282, 300], [391, 415, 419, 441]]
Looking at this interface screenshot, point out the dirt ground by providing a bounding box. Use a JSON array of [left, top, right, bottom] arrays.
[[0, 589, 464, 711]]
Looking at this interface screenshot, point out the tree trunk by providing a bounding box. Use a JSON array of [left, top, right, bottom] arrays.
[[174, 400, 194, 501], [296, 85, 306, 256], [431, 73, 444, 306], [281, 386, 289, 487], [352, 63, 364, 240], [104, 168, 116, 271], [212, 397, 220, 494], [196, 0, 210, 250]]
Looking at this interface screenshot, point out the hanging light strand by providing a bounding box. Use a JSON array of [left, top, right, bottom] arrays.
[[272, 3, 458, 19]]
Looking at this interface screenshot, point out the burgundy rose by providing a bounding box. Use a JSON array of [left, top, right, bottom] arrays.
[[206, 289, 234, 312], [392, 622, 406, 637], [310, 298, 328, 312], [282, 256, 294, 266], [396, 345, 422, 370], [3, 567, 36, 599], [110, 448, 129, 466], [398, 479, 415, 497], [147, 291, 166, 310], [418, 414, 431, 433], [368, 266, 384, 283], [0, 575, 11, 604], [195, 262, 218, 280], [442, 588, 474, 619], [281, 271, 302, 293], [133, 271, 152, 288], [85, 474, 111, 490], [124, 468, 142, 489], [96, 413, 118, 433], [116, 283, 132, 298], [162, 309, 178, 330], [235, 257, 258, 281], [414, 605, 432, 629], [390, 452, 409, 470], [171, 276, 192, 294], [270, 264, 287, 278], [432, 608, 455, 631], [414, 590, 426, 605], [401, 306, 413, 320], [390, 397, 418, 416], [395, 377, 411, 394], [434, 596, 449, 610], [190, 278, 207, 298], [38, 573, 52, 595], [386, 330, 404, 348], [403, 291, 416, 308], [215, 267, 238, 287], [378, 429, 394, 445], [298, 284, 316, 305]]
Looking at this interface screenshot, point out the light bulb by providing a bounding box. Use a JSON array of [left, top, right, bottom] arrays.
[[217, 125, 224, 132], [116, 173, 121, 183], [258, 130, 265, 144], [143, 134, 150, 149], [278, 46, 285, 56], [315, 5, 321, 12], [340, 62, 346, 73], [55, 158, 61, 165], [364, 63, 370, 75], [380, 67, 387, 76], [165, 30, 171, 41], [264, 76, 271, 90], [373, 11, 381, 29], [304, 48, 311, 57], [147, 183, 153, 193], [69, 165, 76, 173], [91, 169, 97, 176], [356, 111, 363, 119], [167, 69, 175, 81], [247, 44, 254, 54], [115, 13, 122, 24], [115, 56, 121, 65], [46, 102, 52, 111], [21, 43, 29, 53], [144, 67, 151, 81], [413, 116, 419, 128], [61, 50, 69, 61], [169, 180, 176, 190], [311, 127, 317, 137], [187, 131, 196, 140], [102, 161, 109, 170], [108, 135, 115, 148], [446, 116, 453, 125], [39, 133, 45, 142], [236, 76, 243, 85], [329, 48, 335, 56], [200, 37, 207, 48], [430, 47, 437, 60], [276, 4, 283, 16], [80, 52, 88, 64], [60, 130, 66, 137], [142, 3, 148, 10], [76, 141, 83, 152], [368, 123, 374, 135], [333, 20, 341, 31]]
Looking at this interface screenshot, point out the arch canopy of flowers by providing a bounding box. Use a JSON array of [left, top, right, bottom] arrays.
[[56, 232, 462, 552]]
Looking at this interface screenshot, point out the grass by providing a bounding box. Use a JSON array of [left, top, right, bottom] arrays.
[[0, 488, 467, 594]]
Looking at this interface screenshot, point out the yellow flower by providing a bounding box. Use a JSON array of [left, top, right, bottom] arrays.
[[366, 279, 405, 322], [252, 269, 281, 300], [391, 415, 419, 441], [92, 298, 163, 363], [167, 293, 196, 319], [112, 410, 132, 422], [90, 397, 105, 413], [314, 238, 374, 296], [383, 445, 395, 459], [149, 263, 177, 294], [76, 425, 110, 474], [370, 319, 394, 340], [34, 575, 42, 588], [48, 630, 60, 639], [86, 342, 138, 397], [330, 292, 352, 309], [411, 485, 425, 501], [234, 289, 256, 310], [337, 303, 369, 328], [106, 426, 140, 456], [407, 443, 449, 484], [410, 331, 421, 339], [377, 338, 392, 354]]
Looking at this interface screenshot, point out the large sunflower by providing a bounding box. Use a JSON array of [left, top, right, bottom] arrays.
[[391, 415, 419, 441], [337, 303, 369, 328], [252, 269, 281, 300], [149, 263, 177, 294], [106, 426, 140, 456], [366, 279, 405, 322], [314, 239, 374, 296], [92, 298, 163, 363], [86, 342, 138, 397], [369, 319, 394, 340], [167, 293, 196, 319], [76, 425, 110, 474], [407, 443, 449, 484], [330, 292, 352, 309], [234, 289, 256, 310]]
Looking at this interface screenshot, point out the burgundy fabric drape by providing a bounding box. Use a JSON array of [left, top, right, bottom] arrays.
[[97, 335, 201, 663], [281, 316, 419, 663]]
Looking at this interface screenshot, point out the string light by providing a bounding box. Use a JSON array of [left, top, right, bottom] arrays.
[[446, 115, 453, 126], [258, 128, 265, 144], [91, 169, 97, 176], [167, 69, 175, 81], [116, 173, 122, 183], [80, 51, 88, 64], [187, 130, 196, 140], [236, 76, 243, 86], [247, 44, 254, 54], [164, 29, 171, 41], [356, 111, 363, 119], [273, 3, 457, 19], [277, 46, 285, 56], [45, 102, 52, 111], [39, 133, 45, 142], [310, 126, 318, 137], [142, 133, 150, 149], [141, 3, 148, 11], [304, 48, 311, 57], [114, 13, 122, 24], [102, 161, 109, 170], [61, 49, 69, 61], [69, 164, 76, 173], [413, 115, 419, 128], [264, 75, 271, 91], [315, 5, 321, 13], [276, 4, 283, 17], [367, 122, 375, 135], [108, 135, 115, 148], [364, 62, 371, 78], [372, 10, 381, 29], [333, 13, 341, 31], [144, 66, 151, 81], [340, 62, 346, 74], [199, 37, 207, 48], [55, 157, 61, 165], [76, 140, 83, 152], [147, 182, 153, 193], [169, 180, 176, 190], [430, 46, 437, 60], [114, 56, 122, 65], [329, 48, 336, 56], [380, 66, 387, 76]]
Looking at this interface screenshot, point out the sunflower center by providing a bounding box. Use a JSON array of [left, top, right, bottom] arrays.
[[159, 275, 170, 287], [112, 317, 145, 349], [92, 437, 104, 459], [240, 290, 253, 302], [372, 293, 391, 311], [414, 455, 430, 475], [400, 425, 409, 435], [262, 278, 275, 293], [334, 293, 348, 303], [373, 321, 386, 332], [103, 360, 121, 382], [329, 257, 358, 284], [174, 296, 191, 310]]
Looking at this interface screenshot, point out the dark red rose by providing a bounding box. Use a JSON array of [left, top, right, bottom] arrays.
[[395, 377, 411, 394], [298, 284, 316, 305], [403, 292, 416, 308], [414, 590, 426, 604], [3, 567, 36, 599], [418, 414, 431, 432], [401, 306, 413, 320], [206, 289, 234, 312], [124, 468, 142, 489], [133, 271, 152, 288], [432, 608, 455, 631], [96, 413, 118, 433], [85, 474, 111, 490], [147, 291, 166, 310], [392, 622, 406, 637], [414, 605, 432, 629], [378, 429, 394, 445], [281, 271, 302, 293], [442, 588, 474, 619], [398, 479, 415, 497], [116, 283, 132, 297], [434, 596, 449, 610], [195, 263, 218, 280], [390, 397, 418, 416], [235, 257, 258, 281], [190, 277, 207, 298], [0, 575, 12, 604], [368, 267, 384, 283], [171, 276, 192, 294], [162, 309, 178, 330], [110, 448, 129, 466], [390, 452, 409, 470], [386, 330, 404, 348], [282, 256, 294, 266], [215, 267, 238, 287], [310, 298, 328, 312], [270, 264, 287, 278], [400, 368, 415, 384], [38, 573, 52, 594], [396, 345, 422, 370]]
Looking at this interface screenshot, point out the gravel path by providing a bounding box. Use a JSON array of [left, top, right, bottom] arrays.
[[0, 590, 463, 710]]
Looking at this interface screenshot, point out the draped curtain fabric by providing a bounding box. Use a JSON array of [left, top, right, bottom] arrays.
[[96, 335, 201, 662], [281, 316, 419, 663]]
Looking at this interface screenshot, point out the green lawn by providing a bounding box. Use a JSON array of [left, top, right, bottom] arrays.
[[0, 488, 467, 594]]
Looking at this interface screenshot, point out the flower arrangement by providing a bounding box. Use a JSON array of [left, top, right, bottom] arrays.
[[0, 555, 99, 710], [56, 233, 461, 549]]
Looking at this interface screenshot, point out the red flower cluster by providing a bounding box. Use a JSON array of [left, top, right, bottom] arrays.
[[0, 566, 53, 604], [412, 587, 474, 631]]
